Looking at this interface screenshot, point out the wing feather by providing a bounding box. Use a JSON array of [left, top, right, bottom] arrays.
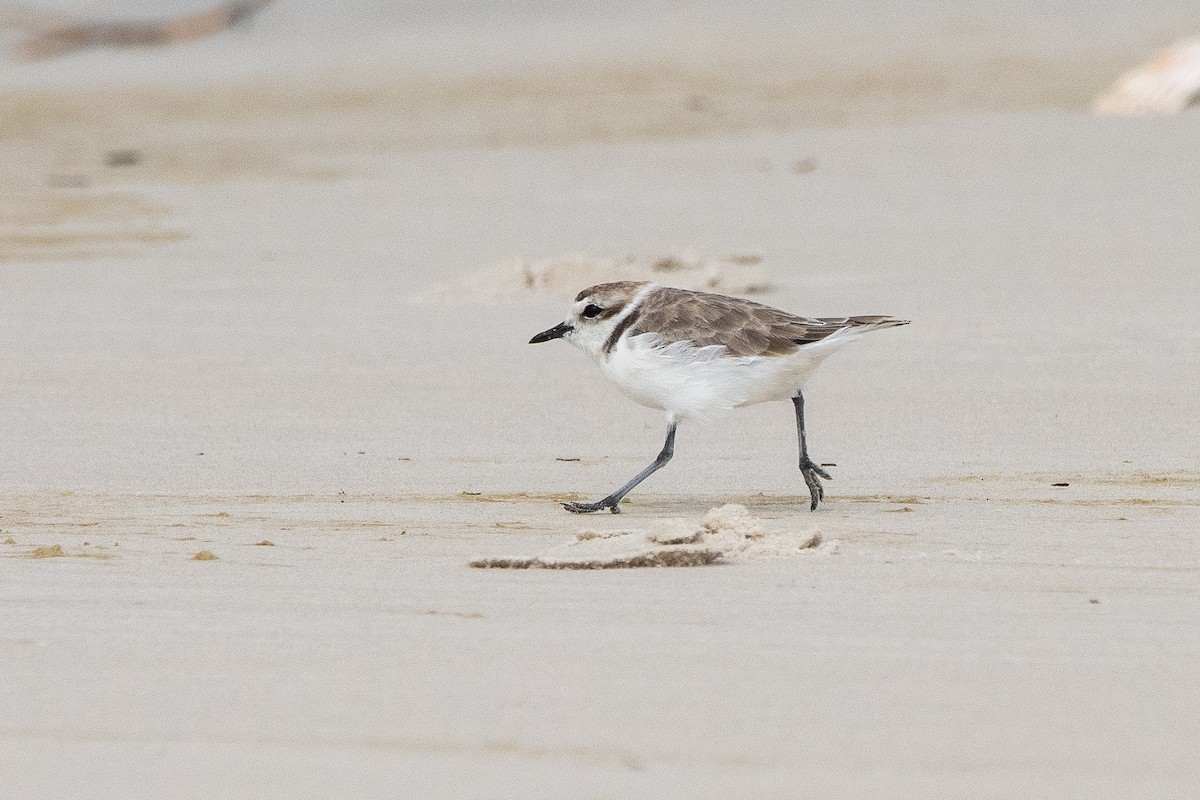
[[628, 287, 905, 357]]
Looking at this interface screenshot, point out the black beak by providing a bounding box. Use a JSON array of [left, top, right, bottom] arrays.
[[529, 321, 573, 344]]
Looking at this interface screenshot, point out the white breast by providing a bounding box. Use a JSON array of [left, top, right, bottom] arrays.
[[596, 333, 830, 422]]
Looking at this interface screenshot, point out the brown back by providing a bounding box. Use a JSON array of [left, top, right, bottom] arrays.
[[625, 287, 902, 357]]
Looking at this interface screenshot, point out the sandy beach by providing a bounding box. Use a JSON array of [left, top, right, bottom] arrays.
[[1, 2, 1199, 798]]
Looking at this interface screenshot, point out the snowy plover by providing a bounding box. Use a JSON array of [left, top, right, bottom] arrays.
[[530, 281, 908, 513]]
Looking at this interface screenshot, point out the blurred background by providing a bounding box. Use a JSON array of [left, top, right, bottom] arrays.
[[1, 0, 1198, 486], [1, 0, 1197, 185]]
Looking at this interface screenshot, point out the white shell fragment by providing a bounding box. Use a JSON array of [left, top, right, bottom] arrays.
[[1094, 37, 1200, 116]]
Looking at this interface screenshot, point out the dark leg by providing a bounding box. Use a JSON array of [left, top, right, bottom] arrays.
[[563, 421, 678, 514], [793, 391, 832, 511]]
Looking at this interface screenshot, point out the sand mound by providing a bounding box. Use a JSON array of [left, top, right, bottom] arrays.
[[430, 251, 770, 300], [470, 504, 830, 569]]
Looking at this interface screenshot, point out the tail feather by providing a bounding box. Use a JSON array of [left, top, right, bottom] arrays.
[[843, 315, 910, 329], [792, 316, 908, 347]]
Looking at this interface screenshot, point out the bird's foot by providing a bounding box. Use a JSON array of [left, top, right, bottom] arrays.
[[799, 458, 832, 511], [562, 497, 621, 514]]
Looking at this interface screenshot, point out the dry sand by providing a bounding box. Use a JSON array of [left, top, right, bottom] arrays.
[[1, 3, 1199, 798]]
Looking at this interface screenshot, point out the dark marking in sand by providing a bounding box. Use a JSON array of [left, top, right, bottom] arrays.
[[422, 609, 485, 620], [470, 548, 721, 570], [105, 149, 142, 167]]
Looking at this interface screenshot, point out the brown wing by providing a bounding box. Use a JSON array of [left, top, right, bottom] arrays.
[[162, 0, 273, 43], [9, 0, 273, 62], [627, 287, 904, 357]]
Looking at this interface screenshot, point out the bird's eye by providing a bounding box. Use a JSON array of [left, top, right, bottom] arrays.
[[582, 304, 603, 319]]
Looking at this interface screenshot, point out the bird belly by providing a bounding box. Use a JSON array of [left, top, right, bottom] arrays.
[[598, 329, 869, 420], [599, 335, 813, 422]]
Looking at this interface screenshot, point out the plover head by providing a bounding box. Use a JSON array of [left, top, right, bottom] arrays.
[[529, 281, 649, 356]]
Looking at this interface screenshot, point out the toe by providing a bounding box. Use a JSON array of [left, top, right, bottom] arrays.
[[802, 459, 833, 481]]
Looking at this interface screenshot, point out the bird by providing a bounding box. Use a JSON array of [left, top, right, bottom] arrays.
[[529, 281, 908, 513], [1093, 35, 1200, 116], [7, 0, 274, 63]]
